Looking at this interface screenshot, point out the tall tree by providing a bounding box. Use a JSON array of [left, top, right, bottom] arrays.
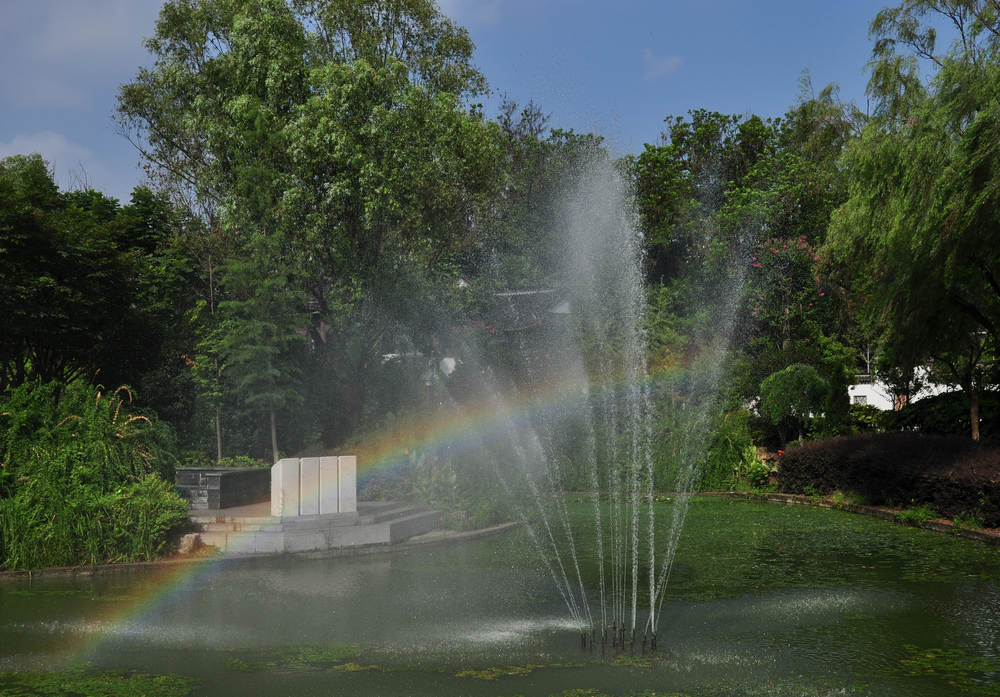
[[118, 0, 504, 450], [826, 0, 1000, 439], [0, 155, 184, 395]]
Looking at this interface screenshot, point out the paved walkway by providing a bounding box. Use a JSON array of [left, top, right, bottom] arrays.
[[188, 500, 271, 520], [188, 500, 396, 522]]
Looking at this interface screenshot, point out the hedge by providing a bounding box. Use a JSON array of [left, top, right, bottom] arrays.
[[777, 433, 1000, 527]]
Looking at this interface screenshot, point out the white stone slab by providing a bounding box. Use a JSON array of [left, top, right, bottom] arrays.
[[338, 456, 357, 513], [299, 457, 320, 516], [318, 456, 340, 514], [271, 458, 300, 517]]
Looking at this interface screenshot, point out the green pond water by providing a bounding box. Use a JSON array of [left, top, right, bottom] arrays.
[[1, 497, 998, 697]]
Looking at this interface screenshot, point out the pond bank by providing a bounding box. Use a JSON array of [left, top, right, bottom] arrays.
[[0, 520, 522, 580], [5, 489, 996, 579], [700, 491, 1000, 545]]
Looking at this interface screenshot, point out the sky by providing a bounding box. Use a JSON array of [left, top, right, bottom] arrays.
[[0, 0, 889, 204]]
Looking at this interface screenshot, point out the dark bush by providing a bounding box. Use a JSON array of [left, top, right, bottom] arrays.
[[777, 433, 1000, 526], [885, 391, 1000, 439]]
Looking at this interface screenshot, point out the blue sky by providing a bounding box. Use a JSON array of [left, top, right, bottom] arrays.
[[0, 0, 889, 204]]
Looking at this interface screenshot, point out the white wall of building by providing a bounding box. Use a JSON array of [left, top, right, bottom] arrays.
[[848, 368, 954, 411]]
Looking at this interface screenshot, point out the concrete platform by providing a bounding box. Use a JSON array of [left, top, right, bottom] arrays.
[[188, 501, 442, 555]]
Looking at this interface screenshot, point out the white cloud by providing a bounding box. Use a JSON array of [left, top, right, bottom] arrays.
[[437, 0, 507, 27], [0, 131, 118, 195], [643, 48, 683, 80]]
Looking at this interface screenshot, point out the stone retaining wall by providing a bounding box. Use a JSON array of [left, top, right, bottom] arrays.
[[175, 467, 270, 510]]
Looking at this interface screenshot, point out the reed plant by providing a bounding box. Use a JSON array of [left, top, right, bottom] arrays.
[[0, 378, 188, 569]]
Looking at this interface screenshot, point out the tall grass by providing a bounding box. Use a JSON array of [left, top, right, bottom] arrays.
[[0, 379, 189, 570]]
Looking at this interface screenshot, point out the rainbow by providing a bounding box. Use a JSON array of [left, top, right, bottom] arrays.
[[40, 361, 692, 666]]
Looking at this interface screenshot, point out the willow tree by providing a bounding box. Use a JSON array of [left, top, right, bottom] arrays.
[[118, 0, 505, 451], [825, 0, 1000, 439]]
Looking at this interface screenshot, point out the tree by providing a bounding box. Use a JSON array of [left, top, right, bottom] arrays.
[[213, 232, 308, 463], [118, 0, 505, 451], [636, 109, 771, 286], [825, 0, 1000, 439], [760, 363, 830, 445], [0, 155, 186, 395]]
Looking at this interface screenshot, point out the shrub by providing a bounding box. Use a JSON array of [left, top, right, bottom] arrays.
[[759, 364, 829, 444], [849, 403, 885, 433], [895, 503, 940, 527], [777, 433, 1000, 526], [215, 455, 269, 468], [0, 379, 189, 569], [699, 410, 775, 491]]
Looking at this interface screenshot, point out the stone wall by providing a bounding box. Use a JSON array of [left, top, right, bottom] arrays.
[[175, 467, 271, 510]]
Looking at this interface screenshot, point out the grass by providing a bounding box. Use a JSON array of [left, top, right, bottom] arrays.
[[0, 665, 197, 697], [953, 512, 983, 530], [895, 503, 941, 527], [830, 489, 868, 508]]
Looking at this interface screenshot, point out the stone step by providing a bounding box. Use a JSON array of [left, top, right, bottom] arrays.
[[388, 509, 443, 543], [190, 501, 442, 555], [197, 512, 359, 533], [359, 504, 421, 524]]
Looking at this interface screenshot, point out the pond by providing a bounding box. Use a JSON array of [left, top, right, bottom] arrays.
[[2, 497, 998, 697]]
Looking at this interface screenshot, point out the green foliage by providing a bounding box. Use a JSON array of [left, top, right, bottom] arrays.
[[0, 379, 188, 569], [849, 402, 886, 433], [0, 157, 189, 397], [760, 363, 829, 444], [895, 503, 940, 527], [0, 665, 198, 697], [701, 409, 772, 491], [649, 374, 716, 492], [952, 511, 983, 530], [830, 489, 868, 508], [403, 446, 512, 531], [213, 232, 308, 462], [118, 0, 508, 455], [407, 448, 459, 510], [215, 455, 269, 468], [826, 4, 1000, 440]]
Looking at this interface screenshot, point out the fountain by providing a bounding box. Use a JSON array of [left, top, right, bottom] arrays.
[[430, 151, 744, 651]]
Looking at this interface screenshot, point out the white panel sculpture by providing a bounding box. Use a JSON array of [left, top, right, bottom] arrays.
[[271, 456, 357, 517]]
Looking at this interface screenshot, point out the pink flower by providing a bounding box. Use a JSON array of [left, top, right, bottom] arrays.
[[752, 262, 762, 268]]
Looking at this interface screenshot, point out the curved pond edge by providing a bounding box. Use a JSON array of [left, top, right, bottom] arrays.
[[700, 491, 1000, 545], [5, 492, 996, 580], [0, 521, 523, 581]]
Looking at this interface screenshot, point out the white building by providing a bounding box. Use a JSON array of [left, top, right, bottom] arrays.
[[847, 369, 952, 411]]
